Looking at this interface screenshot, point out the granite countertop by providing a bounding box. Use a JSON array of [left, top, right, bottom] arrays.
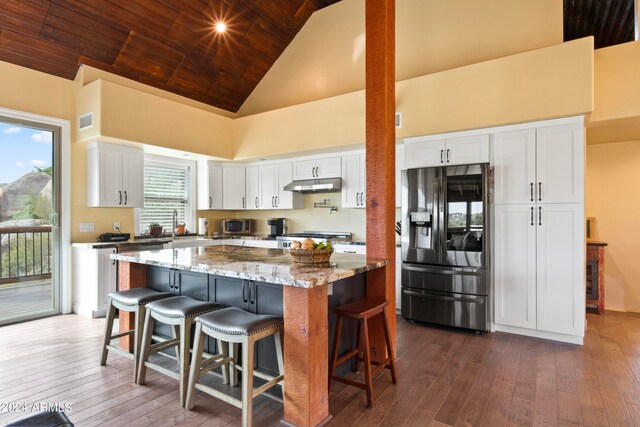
[[111, 245, 387, 288]]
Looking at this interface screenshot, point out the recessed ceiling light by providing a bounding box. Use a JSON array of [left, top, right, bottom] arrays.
[[215, 22, 227, 33]]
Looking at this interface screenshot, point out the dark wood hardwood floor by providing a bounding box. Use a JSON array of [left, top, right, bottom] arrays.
[[0, 312, 639, 426]]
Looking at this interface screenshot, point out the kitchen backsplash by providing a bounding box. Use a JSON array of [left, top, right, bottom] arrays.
[[197, 193, 403, 242]]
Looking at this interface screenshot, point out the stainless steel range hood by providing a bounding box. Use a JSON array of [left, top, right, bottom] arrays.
[[283, 177, 342, 193]]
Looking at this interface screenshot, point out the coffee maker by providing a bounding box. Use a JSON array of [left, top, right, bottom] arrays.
[[267, 218, 287, 237]]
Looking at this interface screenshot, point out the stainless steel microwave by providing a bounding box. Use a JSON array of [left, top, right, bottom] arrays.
[[222, 219, 252, 235]]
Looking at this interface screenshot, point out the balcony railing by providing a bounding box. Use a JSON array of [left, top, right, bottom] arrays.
[[0, 226, 52, 285]]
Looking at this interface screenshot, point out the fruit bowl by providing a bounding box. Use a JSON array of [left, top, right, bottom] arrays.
[[289, 248, 334, 264]]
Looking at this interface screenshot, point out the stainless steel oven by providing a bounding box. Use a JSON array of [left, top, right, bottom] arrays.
[[401, 164, 490, 332]]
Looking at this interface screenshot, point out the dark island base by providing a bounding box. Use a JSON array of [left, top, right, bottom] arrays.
[[144, 266, 366, 397]]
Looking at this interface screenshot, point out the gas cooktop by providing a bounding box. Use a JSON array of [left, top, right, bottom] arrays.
[[275, 232, 352, 248]]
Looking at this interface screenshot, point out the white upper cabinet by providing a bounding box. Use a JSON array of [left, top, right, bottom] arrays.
[[405, 139, 445, 168], [292, 157, 341, 180], [222, 166, 246, 210], [342, 154, 366, 208], [535, 125, 584, 204], [535, 203, 584, 336], [405, 135, 489, 169], [245, 166, 260, 210], [493, 129, 537, 205], [493, 124, 584, 205], [259, 163, 303, 210], [87, 142, 144, 208], [197, 161, 223, 210]]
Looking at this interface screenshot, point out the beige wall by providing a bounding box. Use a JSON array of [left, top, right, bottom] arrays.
[[588, 41, 640, 144], [0, 61, 74, 122], [238, 0, 562, 116], [235, 38, 594, 159], [586, 141, 640, 313]]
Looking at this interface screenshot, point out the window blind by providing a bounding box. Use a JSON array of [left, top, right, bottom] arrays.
[[139, 164, 190, 234]]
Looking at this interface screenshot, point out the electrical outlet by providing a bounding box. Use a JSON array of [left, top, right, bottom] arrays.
[[113, 222, 120, 232], [79, 222, 94, 233]]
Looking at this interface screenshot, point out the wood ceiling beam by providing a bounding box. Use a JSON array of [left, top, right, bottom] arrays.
[[365, 0, 396, 364]]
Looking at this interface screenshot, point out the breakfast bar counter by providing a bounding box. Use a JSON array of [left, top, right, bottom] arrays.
[[112, 245, 388, 427]]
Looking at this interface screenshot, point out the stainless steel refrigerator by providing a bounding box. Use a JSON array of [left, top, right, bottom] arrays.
[[401, 163, 490, 332]]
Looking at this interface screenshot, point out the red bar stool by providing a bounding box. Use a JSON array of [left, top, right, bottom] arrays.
[[328, 297, 398, 407]]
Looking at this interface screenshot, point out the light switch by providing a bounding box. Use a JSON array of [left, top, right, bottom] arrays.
[[80, 222, 95, 232]]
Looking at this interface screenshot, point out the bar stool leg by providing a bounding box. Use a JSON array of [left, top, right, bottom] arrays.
[[136, 310, 156, 385], [186, 322, 206, 410], [230, 343, 239, 386], [133, 305, 145, 380], [352, 318, 361, 373], [179, 318, 192, 407], [241, 336, 255, 427], [361, 317, 374, 408], [172, 325, 181, 361], [218, 339, 229, 384], [328, 315, 343, 393], [381, 308, 398, 384], [274, 326, 284, 389], [100, 302, 117, 366]]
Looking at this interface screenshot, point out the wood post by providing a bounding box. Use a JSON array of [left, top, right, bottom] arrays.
[[117, 261, 147, 351], [365, 0, 396, 364], [282, 285, 331, 427]]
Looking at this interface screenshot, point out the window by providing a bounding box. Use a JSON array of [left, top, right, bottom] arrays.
[[136, 155, 195, 235]]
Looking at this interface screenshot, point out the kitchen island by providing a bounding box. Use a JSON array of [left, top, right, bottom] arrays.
[[111, 245, 388, 427]]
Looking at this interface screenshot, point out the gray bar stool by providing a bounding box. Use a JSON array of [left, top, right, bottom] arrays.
[[186, 307, 284, 427], [100, 288, 173, 379], [137, 296, 226, 407]]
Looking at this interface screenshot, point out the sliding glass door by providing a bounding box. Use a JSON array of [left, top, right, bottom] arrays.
[[0, 117, 61, 325]]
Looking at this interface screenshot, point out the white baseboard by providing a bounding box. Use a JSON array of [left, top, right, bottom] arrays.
[[494, 324, 583, 345]]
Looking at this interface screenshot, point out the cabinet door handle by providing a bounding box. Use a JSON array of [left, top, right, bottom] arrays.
[[275, 196, 278, 207], [446, 149, 450, 163], [530, 183, 534, 202], [118, 191, 122, 205], [249, 282, 255, 304], [255, 197, 259, 208], [530, 207, 534, 226], [356, 193, 359, 206], [440, 149, 444, 164], [242, 197, 245, 209], [124, 191, 127, 205], [209, 196, 212, 208], [538, 182, 542, 201], [242, 281, 248, 303], [112, 249, 116, 265], [538, 207, 542, 226]]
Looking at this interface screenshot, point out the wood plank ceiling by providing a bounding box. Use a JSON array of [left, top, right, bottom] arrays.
[[0, 1, 635, 113], [0, 0, 340, 112], [564, 0, 636, 48]]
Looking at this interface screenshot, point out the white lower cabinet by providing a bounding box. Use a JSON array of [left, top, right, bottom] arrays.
[[72, 247, 117, 318], [535, 204, 584, 336], [493, 203, 584, 339]]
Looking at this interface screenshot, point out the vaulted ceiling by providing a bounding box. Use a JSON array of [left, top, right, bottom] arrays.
[[564, 0, 636, 48], [0, 1, 636, 114], [0, 0, 340, 112]]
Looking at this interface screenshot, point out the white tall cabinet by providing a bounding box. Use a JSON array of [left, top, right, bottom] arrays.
[[492, 121, 585, 342]]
